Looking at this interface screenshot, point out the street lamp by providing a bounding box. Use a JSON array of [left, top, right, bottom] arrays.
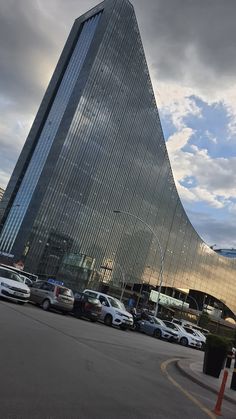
[[115, 262, 126, 302], [113, 210, 164, 316], [187, 295, 200, 312]]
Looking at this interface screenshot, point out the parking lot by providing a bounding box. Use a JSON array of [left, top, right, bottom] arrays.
[[1, 298, 220, 419]]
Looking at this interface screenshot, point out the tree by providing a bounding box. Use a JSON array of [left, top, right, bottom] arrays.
[[198, 311, 210, 329]]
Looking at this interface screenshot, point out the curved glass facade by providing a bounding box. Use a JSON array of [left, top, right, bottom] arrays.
[[0, 0, 235, 314]]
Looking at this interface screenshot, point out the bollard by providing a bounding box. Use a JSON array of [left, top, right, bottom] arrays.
[[230, 358, 236, 390], [213, 369, 228, 416], [226, 351, 233, 369]]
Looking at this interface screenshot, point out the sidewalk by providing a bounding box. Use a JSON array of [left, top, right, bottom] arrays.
[[177, 358, 236, 405]]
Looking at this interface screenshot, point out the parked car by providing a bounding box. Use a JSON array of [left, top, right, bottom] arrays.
[[0, 266, 30, 304], [172, 318, 209, 336], [163, 320, 202, 349], [189, 328, 206, 350], [30, 280, 74, 313], [83, 289, 133, 330], [136, 315, 179, 342], [0, 263, 38, 283], [182, 326, 204, 349], [19, 274, 33, 287], [73, 291, 102, 322]]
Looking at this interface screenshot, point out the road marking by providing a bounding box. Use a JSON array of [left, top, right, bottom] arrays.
[[161, 358, 216, 419]]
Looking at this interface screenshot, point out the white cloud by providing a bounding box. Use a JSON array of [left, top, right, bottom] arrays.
[[153, 80, 202, 129], [165, 127, 193, 153], [205, 130, 217, 144]]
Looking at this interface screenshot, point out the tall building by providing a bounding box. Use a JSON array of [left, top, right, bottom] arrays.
[[0, 187, 4, 201], [0, 0, 235, 314]]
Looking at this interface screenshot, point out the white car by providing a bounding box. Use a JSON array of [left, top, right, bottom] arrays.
[[163, 321, 202, 349], [0, 266, 30, 304], [182, 326, 203, 349], [189, 329, 206, 349], [83, 289, 133, 330]]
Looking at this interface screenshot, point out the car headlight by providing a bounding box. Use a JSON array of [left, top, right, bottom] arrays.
[[1, 282, 12, 289], [115, 311, 124, 316]]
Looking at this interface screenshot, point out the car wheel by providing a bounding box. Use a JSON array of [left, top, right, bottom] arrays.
[[135, 323, 140, 332], [42, 299, 50, 311], [120, 324, 128, 331], [90, 318, 97, 323], [104, 314, 113, 326], [154, 328, 162, 339], [180, 337, 188, 346]]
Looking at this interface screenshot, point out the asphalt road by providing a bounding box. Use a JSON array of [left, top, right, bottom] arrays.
[[0, 300, 234, 419]]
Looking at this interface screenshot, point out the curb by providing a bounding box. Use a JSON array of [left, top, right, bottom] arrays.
[[176, 359, 236, 406]]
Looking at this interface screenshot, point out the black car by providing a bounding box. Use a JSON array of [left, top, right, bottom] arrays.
[[73, 291, 102, 322]]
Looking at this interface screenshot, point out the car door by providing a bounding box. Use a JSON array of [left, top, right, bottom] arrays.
[[30, 282, 44, 303], [145, 318, 157, 335], [74, 292, 82, 313], [32, 282, 53, 304], [98, 295, 110, 320], [140, 318, 153, 335]]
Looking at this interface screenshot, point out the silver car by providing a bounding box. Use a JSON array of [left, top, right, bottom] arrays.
[[136, 315, 179, 342], [30, 281, 74, 313]]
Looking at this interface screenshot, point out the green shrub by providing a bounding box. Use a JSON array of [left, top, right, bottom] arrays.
[[206, 334, 231, 351]]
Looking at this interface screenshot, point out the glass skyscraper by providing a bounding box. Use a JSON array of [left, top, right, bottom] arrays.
[[0, 0, 235, 315]]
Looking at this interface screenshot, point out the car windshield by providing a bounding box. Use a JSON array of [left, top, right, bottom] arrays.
[[0, 268, 24, 283], [152, 317, 164, 325], [183, 327, 196, 335], [163, 321, 176, 329], [107, 297, 125, 310]]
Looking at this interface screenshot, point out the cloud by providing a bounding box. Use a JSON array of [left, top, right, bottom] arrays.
[[166, 128, 236, 211], [187, 209, 236, 248]]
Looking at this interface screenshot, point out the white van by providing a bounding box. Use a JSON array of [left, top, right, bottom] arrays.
[[83, 289, 133, 330]]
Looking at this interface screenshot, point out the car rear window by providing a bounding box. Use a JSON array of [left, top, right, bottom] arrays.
[[84, 291, 98, 298], [88, 297, 100, 304], [57, 287, 73, 297]]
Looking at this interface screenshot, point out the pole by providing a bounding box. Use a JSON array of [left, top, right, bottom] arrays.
[[230, 358, 236, 390], [113, 210, 164, 316], [186, 294, 200, 323], [187, 295, 200, 312], [212, 369, 228, 415], [116, 262, 126, 301]]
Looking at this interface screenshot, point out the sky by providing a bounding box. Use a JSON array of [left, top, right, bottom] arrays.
[[0, 0, 236, 249]]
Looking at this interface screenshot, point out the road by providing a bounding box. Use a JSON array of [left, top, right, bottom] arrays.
[[0, 300, 234, 418]]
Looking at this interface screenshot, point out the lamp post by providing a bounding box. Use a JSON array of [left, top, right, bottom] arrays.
[[113, 210, 164, 316], [187, 294, 200, 312], [115, 262, 126, 302]]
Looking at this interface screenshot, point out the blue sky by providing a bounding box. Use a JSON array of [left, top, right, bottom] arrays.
[[0, 0, 236, 248]]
